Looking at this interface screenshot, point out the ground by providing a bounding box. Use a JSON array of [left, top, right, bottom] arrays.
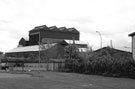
[[0, 71, 135, 89]]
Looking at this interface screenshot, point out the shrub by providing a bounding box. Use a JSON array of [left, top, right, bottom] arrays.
[[65, 47, 135, 79]]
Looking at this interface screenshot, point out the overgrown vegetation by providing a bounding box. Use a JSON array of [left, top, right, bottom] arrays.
[[64, 46, 135, 79]]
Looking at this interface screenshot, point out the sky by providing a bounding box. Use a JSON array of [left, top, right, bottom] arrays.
[[0, 0, 135, 52]]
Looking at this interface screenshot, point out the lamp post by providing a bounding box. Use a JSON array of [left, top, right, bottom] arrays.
[[38, 31, 41, 73], [96, 31, 102, 48]]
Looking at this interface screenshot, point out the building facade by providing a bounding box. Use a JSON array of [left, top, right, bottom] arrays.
[[129, 32, 135, 60], [6, 25, 87, 62], [28, 25, 80, 46]]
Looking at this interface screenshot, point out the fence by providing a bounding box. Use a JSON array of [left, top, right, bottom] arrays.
[[10, 62, 65, 71]]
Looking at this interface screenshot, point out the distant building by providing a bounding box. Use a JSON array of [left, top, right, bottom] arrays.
[[0, 52, 3, 62], [28, 25, 79, 46], [129, 32, 135, 59], [18, 37, 29, 47], [94, 47, 132, 60], [5, 25, 87, 62]]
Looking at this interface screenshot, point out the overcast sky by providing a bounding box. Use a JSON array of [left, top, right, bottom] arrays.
[[0, 0, 135, 52]]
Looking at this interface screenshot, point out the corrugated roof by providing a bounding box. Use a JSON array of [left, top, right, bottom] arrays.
[[49, 26, 58, 30], [68, 28, 79, 33], [58, 27, 69, 32], [29, 25, 48, 32], [29, 25, 79, 33], [64, 40, 86, 45], [35, 25, 47, 29], [7, 43, 57, 53]]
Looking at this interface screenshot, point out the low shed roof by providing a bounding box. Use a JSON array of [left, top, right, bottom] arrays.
[[64, 40, 86, 45], [7, 43, 57, 53]]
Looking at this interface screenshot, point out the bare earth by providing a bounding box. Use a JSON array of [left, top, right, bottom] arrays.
[[0, 71, 135, 89]]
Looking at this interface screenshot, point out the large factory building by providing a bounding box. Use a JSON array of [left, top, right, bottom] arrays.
[[5, 25, 87, 62]]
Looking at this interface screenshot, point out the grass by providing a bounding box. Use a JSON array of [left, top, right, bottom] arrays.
[[0, 71, 135, 89]]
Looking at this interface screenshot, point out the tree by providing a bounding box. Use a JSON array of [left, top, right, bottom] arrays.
[[40, 39, 61, 70], [64, 41, 81, 72], [64, 44, 79, 59], [39, 39, 51, 70]]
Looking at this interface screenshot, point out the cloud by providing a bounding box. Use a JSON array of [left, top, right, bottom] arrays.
[[80, 31, 131, 51], [0, 0, 134, 52], [0, 20, 12, 24], [0, 31, 18, 52]]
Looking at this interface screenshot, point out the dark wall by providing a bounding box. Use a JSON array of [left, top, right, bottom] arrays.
[[19, 38, 29, 46], [29, 29, 79, 45], [41, 30, 79, 40], [29, 34, 39, 45]]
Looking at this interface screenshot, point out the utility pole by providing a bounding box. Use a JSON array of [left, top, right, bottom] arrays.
[[38, 31, 41, 73]]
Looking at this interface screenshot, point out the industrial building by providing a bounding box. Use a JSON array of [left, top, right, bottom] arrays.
[[19, 25, 80, 46], [5, 25, 87, 63]]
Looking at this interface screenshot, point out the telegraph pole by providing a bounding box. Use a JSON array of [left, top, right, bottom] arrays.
[[38, 31, 41, 73]]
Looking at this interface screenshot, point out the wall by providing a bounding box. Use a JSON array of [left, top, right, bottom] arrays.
[[11, 62, 65, 71], [132, 36, 135, 60], [29, 34, 39, 45], [5, 43, 66, 62], [29, 29, 79, 45], [41, 30, 79, 41]]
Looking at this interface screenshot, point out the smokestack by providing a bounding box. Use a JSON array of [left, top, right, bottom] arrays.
[[110, 40, 113, 48]]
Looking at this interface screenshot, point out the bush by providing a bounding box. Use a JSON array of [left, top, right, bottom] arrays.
[[65, 47, 135, 79]]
